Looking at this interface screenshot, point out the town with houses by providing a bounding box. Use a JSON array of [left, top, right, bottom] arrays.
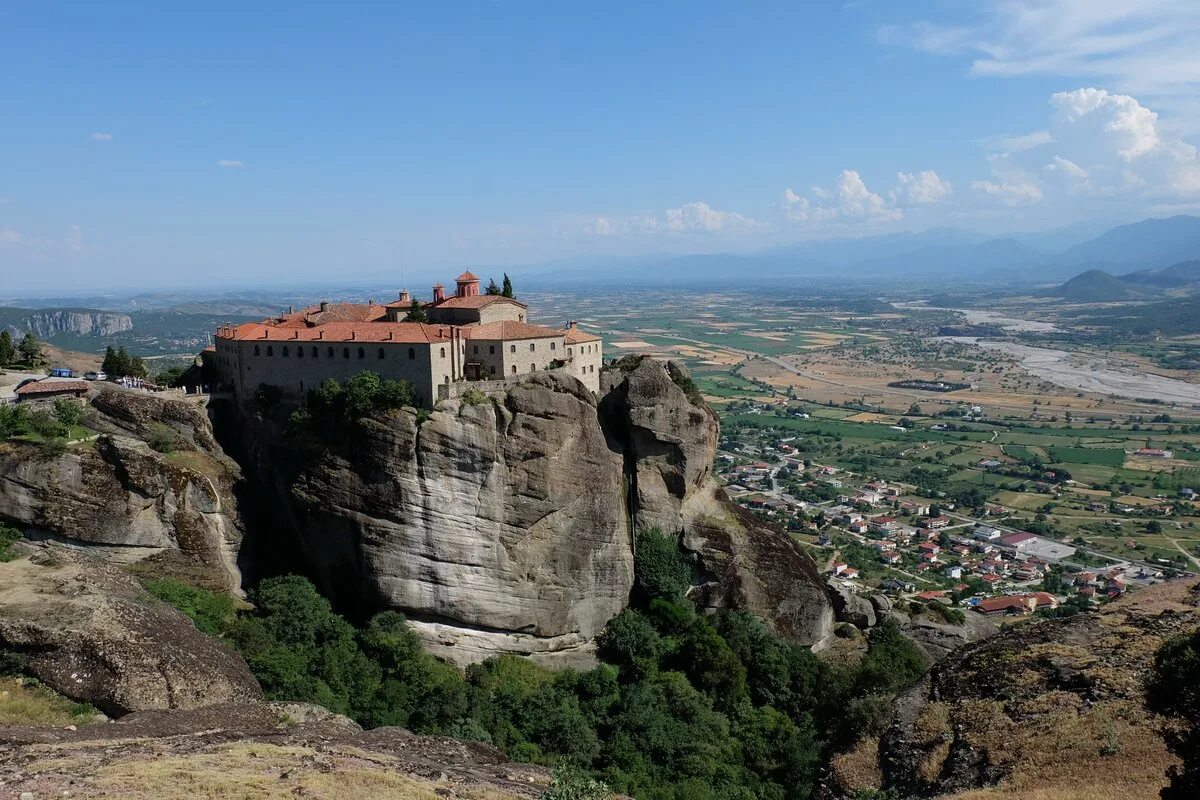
[[715, 407, 1183, 621]]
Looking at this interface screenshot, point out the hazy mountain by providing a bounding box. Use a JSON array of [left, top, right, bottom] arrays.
[[1051, 269, 1151, 302], [1058, 215, 1200, 272], [1121, 259, 1200, 289]]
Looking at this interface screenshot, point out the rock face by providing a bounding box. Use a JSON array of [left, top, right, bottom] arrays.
[[0, 387, 244, 591], [601, 356, 834, 649], [8, 310, 133, 339], [873, 580, 1200, 800], [273, 372, 634, 667], [0, 549, 261, 716], [0, 701, 549, 799], [247, 357, 834, 665]]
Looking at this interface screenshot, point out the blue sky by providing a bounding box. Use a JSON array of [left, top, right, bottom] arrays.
[[3, 1, 1200, 291]]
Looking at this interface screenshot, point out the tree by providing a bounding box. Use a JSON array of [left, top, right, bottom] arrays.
[[53, 397, 84, 428], [101, 346, 122, 376], [0, 330, 15, 367], [501, 273, 514, 298], [1147, 519, 1164, 534], [17, 332, 42, 366], [1147, 629, 1200, 799], [598, 609, 661, 679], [486, 278, 502, 296], [405, 299, 428, 322]]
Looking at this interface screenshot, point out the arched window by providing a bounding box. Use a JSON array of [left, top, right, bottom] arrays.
[[408, 348, 415, 360], [510, 344, 516, 353], [311, 346, 318, 358], [357, 347, 365, 359], [550, 341, 556, 351], [282, 346, 289, 357], [254, 345, 260, 356], [444, 375, 450, 384], [473, 345, 479, 354], [440, 347, 446, 358], [327, 347, 334, 358], [489, 365, 496, 375], [298, 346, 305, 358], [266, 345, 273, 356], [343, 347, 350, 359], [567, 347, 572, 358], [378, 348, 385, 359], [489, 345, 495, 355], [530, 363, 536, 372], [529, 342, 535, 352], [511, 365, 517, 374]]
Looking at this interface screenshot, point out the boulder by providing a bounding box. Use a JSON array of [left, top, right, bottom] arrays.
[[826, 578, 877, 629], [0, 434, 243, 591], [0, 549, 260, 716]]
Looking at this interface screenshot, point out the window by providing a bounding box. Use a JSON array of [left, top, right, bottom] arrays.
[[510, 344, 516, 353], [358, 347, 365, 359], [343, 347, 350, 359], [511, 365, 517, 374], [473, 345, 479, 354], [254, 345, 260, 356], [489, 365, 495, 375], [378, 347, 385, 359], [296, 346, 303, 358], [530, 363, 536, 372], [283, 346, 290, 357], [312, 346, 318, 358], [567, 347, 572, 358], [267, 346, 274, 356], [489, 345, 495, 354], [408, 348, 415, 360], [550, 341, 556, 351], [440, 347, 445, 358], [328, 346, 334, 358]]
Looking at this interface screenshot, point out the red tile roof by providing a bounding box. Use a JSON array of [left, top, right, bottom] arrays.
[[429, 294, 527, 310], [216, 321, 455, 344], [564, 327, 601, 344], [15, 379, 90, 396], [976, 596, 1033, 614], [463, 320, 563, 341], [455, 271, 480, 282]]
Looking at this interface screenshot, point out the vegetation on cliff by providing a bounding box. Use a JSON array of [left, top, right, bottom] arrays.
[[154, 528, 924, 800], [1149, 627, 1200, 800], [286, 372, 417, 438]]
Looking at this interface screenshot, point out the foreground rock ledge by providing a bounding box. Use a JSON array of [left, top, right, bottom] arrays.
[[0, 701, 549, 799], [0, 548, 260, 716]]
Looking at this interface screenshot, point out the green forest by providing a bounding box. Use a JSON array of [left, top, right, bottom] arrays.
[[150, 528, 927, 800]]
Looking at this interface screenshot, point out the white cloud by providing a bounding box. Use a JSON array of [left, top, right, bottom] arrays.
[[890, 170, 952, 205], [0, 228, 24, 246], [878, 1, 1200, 132], [585, 201, 761, 238], [218, 159, 245, 168], [89, 132, 113, 142], [980, 130, 1053, 153], [784, 170, 903, 223], [971, 88, 1200, 205]]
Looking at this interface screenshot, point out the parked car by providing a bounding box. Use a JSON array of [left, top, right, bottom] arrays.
[[83, 371, 99, 381]]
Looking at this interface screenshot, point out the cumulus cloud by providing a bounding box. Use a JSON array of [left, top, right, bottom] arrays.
[[890, 170, 952, 205], [218, 159, 245, 168], [588, 201, 762, 237], [783, 170, 903, 223], [878, 1, 1200, 131], [89, 132, 113, 142], [974, 88, 1200, 204]]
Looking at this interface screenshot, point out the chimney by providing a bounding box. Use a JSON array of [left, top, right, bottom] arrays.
[[568, 320, 578, 329], [398, 289, 411, 303], [368, 298, 375, 305], [288, 305, 294, 314], [432, 283, 446, 303]]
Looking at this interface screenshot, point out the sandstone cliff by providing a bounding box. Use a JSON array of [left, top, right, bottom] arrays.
[[6, 309, 133, 339], [0, 387, 244, 591], [245, 356, 833, 665]]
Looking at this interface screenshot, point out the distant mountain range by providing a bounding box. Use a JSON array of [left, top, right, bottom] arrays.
[[537, 215, 1200, 288]]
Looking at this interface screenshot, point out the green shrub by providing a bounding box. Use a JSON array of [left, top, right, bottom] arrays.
[[460, 387, 488, 406], [633, 528, 691, 602], [542, 763, 612, 800], [143, 577, 236, 636], [0, 524, 21, 562], [52, 397, 85, 428], [147, 423, 181, 453]]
